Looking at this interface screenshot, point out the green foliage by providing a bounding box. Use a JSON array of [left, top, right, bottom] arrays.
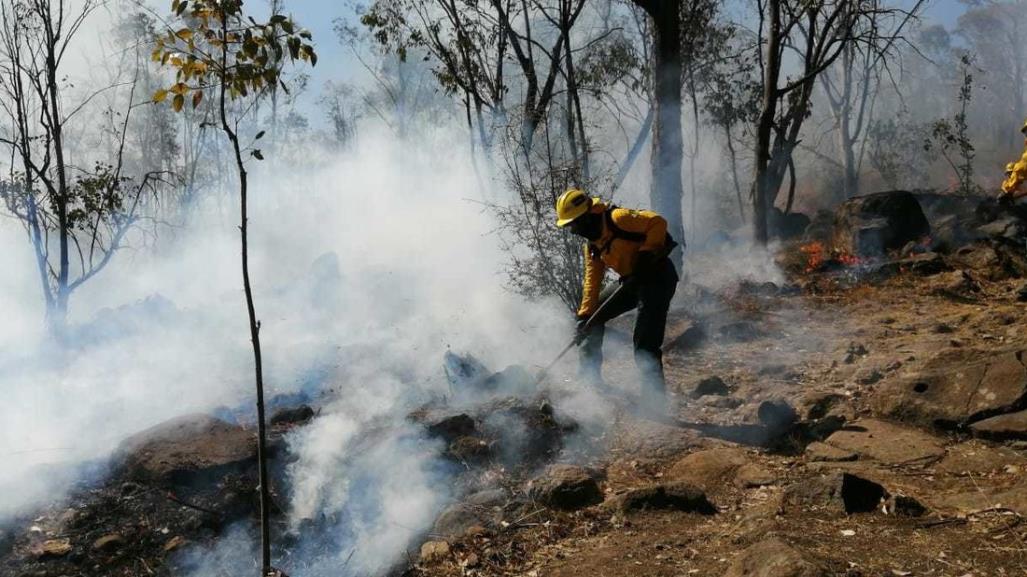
[[66, 163, 133, 230], [151, 0, 317, 114], [924, 53, 982, 196]]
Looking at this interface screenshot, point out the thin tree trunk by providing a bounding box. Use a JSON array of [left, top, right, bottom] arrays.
[[753, 0, 782, 245], [42, 14, 69, 333], [723, 123, 744, 221], [218, 16, 271, 575], [642, 0, 684, 262]]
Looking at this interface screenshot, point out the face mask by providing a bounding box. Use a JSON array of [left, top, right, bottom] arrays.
[[570, 213, 602, 241]]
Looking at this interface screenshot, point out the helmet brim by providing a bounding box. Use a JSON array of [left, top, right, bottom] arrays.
[[556, 216, 578, 227]]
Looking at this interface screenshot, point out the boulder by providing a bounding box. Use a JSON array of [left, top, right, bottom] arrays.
[[970, 409, 1027, 441], [832, 191, 930, 256], [31, 538, 72, 559], [783, 472, 887, 514], [872, 349, 1027, 428], [691, 376, 730, 398], [734, 464, 777, 488], [668, 447, 749, 491], [269, 405, 314, 427], [114, 413, 257, 486], [527, 464, 602, 511], [423, 413, 476, 441], [821, 419, 945, 465], [757, 400, 798, 434], [723, 537, 828, 577], [432, 504, 492, 539], [805, 442, 857, 463], [949, 241, 1027, 281], [606, 482, 716, 514], [419, 540, 451, 563], [935, 483, 1027, 516]]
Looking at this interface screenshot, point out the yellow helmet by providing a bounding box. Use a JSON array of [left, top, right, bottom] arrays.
[[1021, 118, 1027, 134], [555, 188, 593, 227]]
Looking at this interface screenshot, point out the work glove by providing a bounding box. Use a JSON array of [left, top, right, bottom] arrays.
[[574, 316, 591, 344]]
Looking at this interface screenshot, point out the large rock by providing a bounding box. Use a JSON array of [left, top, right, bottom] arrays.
[[432, 503, 493, 539], [114, 413, 257, 485], [872, 349, 1027, 428], [970, 409, 1027, 441], [832, 191, 930, 256], [668, 447, 749, 491], [935, 483, 1027, 516], [723, 537, 828, 577], [527, 464, 602, 511], [949, 241, 1027, 281], [605, 482, 716, 514], [783, 472, 887, 514], [821, 419, 945, 465]]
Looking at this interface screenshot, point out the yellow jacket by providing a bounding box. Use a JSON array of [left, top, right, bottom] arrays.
[[1002, 143, 1027, 194], [577, 201, 668, 317]]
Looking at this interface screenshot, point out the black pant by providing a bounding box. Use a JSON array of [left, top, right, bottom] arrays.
[[580, 257, 678, 399]]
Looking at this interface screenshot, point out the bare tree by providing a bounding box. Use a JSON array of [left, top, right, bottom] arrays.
[[750, 0, 907, 244], [0, 0, 165, 334], [818, 0, 924, 199]]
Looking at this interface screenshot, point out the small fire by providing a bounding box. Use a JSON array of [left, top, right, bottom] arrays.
[[799, 241, 865, 273], [800, 241, 826, 273]]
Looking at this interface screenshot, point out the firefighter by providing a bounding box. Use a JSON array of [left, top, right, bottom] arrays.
[[1000, 119, 1027, 201], [555, 188, 678, 409]]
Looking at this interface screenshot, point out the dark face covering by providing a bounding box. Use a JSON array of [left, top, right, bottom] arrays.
[[568, 212, 602, 241]]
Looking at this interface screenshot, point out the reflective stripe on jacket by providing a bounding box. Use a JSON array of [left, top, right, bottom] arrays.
[[577, 201, 668, 317]]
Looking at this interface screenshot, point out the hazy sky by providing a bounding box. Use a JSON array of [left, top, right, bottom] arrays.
[[269, 0, 970, 115]]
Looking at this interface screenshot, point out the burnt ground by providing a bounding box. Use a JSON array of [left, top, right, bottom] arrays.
[[410, 261, 1027, 577], [4, 238, 1027, 576]]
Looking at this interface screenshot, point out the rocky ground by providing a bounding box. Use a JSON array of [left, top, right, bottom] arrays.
[[4, 191, 1027, 577]]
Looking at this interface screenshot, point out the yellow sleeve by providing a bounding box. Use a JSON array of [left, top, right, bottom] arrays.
[[611, 208, 668, 252], [1002, 148, 1027, 194], [577, 243, 606, 317]]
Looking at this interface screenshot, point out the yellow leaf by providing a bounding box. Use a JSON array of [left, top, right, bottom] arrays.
[[191, 90, 203, 109], [152, 89, 168, 103], [175, 28, 193, 41], [171, 56, 183, 67], [172, 93, 184, 112], [170, 82, 188, 95]]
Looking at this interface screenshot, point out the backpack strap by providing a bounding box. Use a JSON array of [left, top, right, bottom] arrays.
[[604, 206, 648, 243]]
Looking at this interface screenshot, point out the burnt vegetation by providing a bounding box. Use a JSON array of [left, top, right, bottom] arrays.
[[5, 1, 1027, 577]]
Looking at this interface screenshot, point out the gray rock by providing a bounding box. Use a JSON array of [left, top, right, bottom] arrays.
[[783, 472, 887, 514], [692, 376, 730, 398], [113, 414, 256, 486], [723, 537, 828, 577], [872, 349, 1027, 428], [805, 441, 857, 462], [606, 482, 716, 514], [528, 464, 602, 510], [832, 191, 930, 256], [970, 409, 1027, 441], [669, 447, 749, 491], [822, 419, 945, 465]]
